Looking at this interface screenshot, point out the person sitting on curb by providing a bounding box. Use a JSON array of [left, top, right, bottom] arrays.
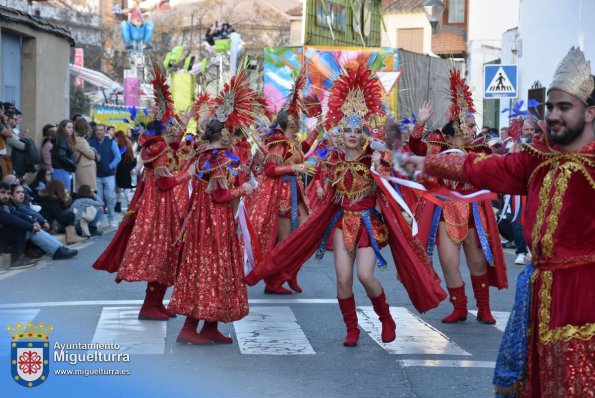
[[72, 185, 104, 238], [0, 181, 37, 268], [10, 183, 77, 260]]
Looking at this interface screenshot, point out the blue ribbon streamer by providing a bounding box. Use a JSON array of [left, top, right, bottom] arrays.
[[316, 209, 343, 260], [472, 202, 495, 265], [493, 263, 534, 397], [427, 204, 442, 259], [361, 209, 387, 269], [283, 175, 299, 231]]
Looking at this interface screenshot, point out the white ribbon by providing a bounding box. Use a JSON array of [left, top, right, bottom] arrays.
[[371, 166, 418, 236], [235, 198, 256, 273]]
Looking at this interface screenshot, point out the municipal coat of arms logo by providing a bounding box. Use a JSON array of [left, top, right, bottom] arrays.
[[8, 321, 53, 387]]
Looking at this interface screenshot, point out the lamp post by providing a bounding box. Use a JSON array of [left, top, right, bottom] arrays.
[[423, 0, 446, 34]]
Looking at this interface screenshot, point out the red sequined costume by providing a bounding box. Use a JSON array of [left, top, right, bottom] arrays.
[[305, 139, 331, 211], [245, 146, 446, 312], [245, 127, 317, 289], [424, 135, 595, 397], [409, 123, 507, 288], [167, 148, 249, 323]]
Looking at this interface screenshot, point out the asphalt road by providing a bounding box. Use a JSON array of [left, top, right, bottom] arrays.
[[0, 228, 522, 398]]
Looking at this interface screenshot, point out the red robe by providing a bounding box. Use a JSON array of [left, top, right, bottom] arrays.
[[246, 149, 447, 313], [107, 136, 187, 286], [409, 124, 507, 289], [167, 148, 249, 322], [425, 137, 595, 397]]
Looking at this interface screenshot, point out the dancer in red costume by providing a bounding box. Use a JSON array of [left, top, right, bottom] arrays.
[[245, 65, 446, 347], [245, 71, 320, 295], [168, 66, 266, 345], [407, 47, 595, 398], [408, 70, 507, 325], [93, 68, 192, 321], [305, 130, 341, 211]]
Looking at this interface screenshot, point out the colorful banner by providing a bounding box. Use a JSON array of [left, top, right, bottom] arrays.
[[74, 48, 84, 88], [92, 105, 151, 132], [263, 46, 399, 123], [124, 77, 141, 107]]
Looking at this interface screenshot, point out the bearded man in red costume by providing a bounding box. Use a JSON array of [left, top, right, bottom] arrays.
[[408, 47, 595, 398], [407, 69, 507, 325]]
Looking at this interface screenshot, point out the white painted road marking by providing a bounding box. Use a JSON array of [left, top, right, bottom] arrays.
[[357, 306, 471, 356], [468, 310, 510, 332], [233, 306, 315, 355], [400, 359, 495, 368], [90, 307, 167, 355]]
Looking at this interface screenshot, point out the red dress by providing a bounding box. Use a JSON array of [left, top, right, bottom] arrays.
[[425, 137, 595, 397], [246, 128, 316, 286], [246, 149, 447, 313], [167, 148, 249, 322], [114, 136, 187, 286], [409, 124, 507, 289]]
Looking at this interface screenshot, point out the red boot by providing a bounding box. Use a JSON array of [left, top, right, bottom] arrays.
[[138, 282, 169, 321], [154, 284, 177, 318], [471, 273, 496, 324], [199, 321, 233, 344], [337, 295, 360, 347], [263, 276, 292, 295], [287, 273, 302, 293], [442, 285, 468, 323], [369, 290, 396, 343], [176, 317, 213, 345]]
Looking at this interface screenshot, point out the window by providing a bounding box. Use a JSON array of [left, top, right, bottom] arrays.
[[447, 0, 465, 24], [397, 28, 424, 53]]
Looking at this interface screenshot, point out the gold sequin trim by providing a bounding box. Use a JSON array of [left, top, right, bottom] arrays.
[[532, 169, 553, 257], [538, 270, 595, 344]]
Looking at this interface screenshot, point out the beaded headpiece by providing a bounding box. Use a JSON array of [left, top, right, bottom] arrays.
[[151, 66, 176, 124], [548, 47, 594, 105], [324, 64, 384, 131], [448, 68, 476, 138]]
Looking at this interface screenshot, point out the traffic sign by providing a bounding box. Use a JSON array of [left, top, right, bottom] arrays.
[[484, 65, 518, 99]]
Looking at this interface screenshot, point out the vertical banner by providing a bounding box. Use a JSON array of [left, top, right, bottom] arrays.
[[124, 77, 141, 107], [74, 48, 84, 87]]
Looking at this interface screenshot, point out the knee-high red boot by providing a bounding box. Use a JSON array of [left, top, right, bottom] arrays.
[[471, 273, 496, 324], [369, 290, 396, 343], [263, 276, 292, 295], [154, 284, 177, 318], [442, 285, 468, 323], [176, 317, 213, 345], [199, 321, 233, 344], [337, 295, 360, 347], [138, 282, 169, 321]]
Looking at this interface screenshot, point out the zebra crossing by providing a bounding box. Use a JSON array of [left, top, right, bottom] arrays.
[[0, 302, 507, 368]]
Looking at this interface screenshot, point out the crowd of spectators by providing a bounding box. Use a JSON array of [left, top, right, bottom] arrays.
[[0, 102, 140, 269]]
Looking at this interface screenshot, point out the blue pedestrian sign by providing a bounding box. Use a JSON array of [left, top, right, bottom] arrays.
[[484, 65, 518, 99]]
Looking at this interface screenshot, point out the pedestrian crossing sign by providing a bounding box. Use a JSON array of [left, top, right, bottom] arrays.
[[484, 65, 518, 99]]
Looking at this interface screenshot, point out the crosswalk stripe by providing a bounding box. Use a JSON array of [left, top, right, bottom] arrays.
[[357, 306, 471, 356], [400, 359, 495, 368], [233, 306, 315, 355], [468, 311, 510, 332], [0, 309, 41, 355], [90, 307, 167, 355]]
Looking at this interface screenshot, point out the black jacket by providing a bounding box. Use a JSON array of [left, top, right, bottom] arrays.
[[0, 203, 35, 232], [51, 137, 76, 172]]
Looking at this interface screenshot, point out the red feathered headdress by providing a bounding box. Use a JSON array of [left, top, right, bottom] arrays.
[[192, 93, 214, 123], [151, 66, 176, 124], [324, 64, 384, 131], [448, 68, 475, 136], [213, 65, 268, 137]]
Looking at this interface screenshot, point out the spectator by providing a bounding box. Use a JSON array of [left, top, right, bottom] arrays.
[[30, 166, 52, 201], [89, 124, 121, 227], [0, 110, 11, 178], [521, 114, 539, 143], [88, 122, 97, 140], [51, 120, 76, 192], [3, 110, 26, 177], [73, 118, 98, 192], [0, 181, 36, 268], [107, 125, 116, 139], [72, 184, 104, 237], [41, 124, 57, 171], [114, 130, 137, 213], [37, 180, 86, 244], [10, 184, 77, 259]]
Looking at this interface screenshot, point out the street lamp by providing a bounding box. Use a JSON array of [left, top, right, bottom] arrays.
[[423, 0, 446, 34]]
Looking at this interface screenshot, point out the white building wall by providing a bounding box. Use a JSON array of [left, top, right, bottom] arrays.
[[380, 12, 433, 54], [513, 0, 595, 117]]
